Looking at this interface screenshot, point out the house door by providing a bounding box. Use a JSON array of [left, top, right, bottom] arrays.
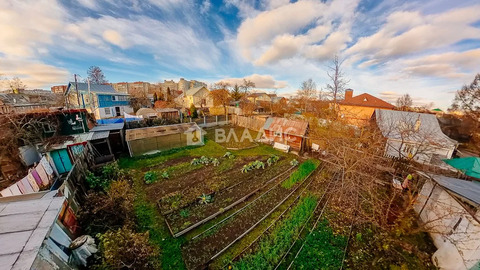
[[115, 107, 121, 116], [51, 149, 73, 174]]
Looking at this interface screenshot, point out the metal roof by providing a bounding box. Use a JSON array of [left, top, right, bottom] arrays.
[[375, 109, 457, 148], [429, 174, 480, 205], [263, 117, 308, 137], [66, 82, 128, 95], [90, 122, 124, 132], [0, 191, 65, 270], [89, 130, 110, 140], [443, 157, 480, 179], [125, 122, 201, 142]]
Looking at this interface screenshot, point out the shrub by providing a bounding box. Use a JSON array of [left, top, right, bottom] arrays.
[[282, 159, 320, 189], [78, 180, 135, 236], [97, 226, 159, 270]]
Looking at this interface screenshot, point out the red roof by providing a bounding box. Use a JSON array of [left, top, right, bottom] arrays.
[[340, 93, 394, 109]]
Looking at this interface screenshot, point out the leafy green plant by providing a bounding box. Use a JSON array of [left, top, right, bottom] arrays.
[[223, 152, 235, 159], [85, 170, 110, 191], [283, 159, 320, 188], [161, 171, 169, 179], [198, 193, 213, 204], [144, 171, 158, 184], [252, 160, 265, 169], [180, 209, 189, 218], [200, 156, 211, 165], [241, 164, 251, 173], [290, 159, 300, 167], [212, 158, 220, 166], [191, 158, 200, 166], [267, 155, 280, 166]]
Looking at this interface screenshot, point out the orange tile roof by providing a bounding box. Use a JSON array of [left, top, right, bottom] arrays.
[[340, 93, 394, 109]]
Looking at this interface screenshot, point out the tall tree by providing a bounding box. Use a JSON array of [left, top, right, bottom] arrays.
[[296, 78, 317, 112], [451, 73, 480, 121], [396, 94, 413, 111], [240, 79, 255, 95], [87, 66, 108, 84], [230, 83, 243, 101], [325, 55, 349, 105]]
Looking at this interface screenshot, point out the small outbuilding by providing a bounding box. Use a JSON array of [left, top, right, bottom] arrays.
[[415, 173, 480, 269], [125, 123, 204, 157], [155, 108, 180, 120], [262, 117, 309, 152]]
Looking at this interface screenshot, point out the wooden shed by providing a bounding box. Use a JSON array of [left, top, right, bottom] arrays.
[[262, 117, 308, 152], [125, 123, 203, 157]]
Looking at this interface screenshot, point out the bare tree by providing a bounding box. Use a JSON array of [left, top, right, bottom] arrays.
[[209, 89, 232, 116], [240, 79, 255, 95], [396, 94, 413, 111], [9, 77, 26, 93], [325, 55, 349, 105], [87, 66, 108, 84], [296, 78, 317, 112], [211, 81, 231, 90], [451, 73, 480, 121]]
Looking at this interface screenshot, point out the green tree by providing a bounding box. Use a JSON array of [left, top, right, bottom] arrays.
[[189, 103, 198, 118], [230, 83, 243, 101]]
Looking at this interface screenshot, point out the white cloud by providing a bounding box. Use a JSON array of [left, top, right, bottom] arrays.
[[0, 57, 69, 88], [102, 30, 125, 48], [347, 5, 480, 63], [219, 74, 288, 89], [200, 0, 211, 14]]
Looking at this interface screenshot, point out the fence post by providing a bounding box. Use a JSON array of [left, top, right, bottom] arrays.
[[204, 116, 206, 125]]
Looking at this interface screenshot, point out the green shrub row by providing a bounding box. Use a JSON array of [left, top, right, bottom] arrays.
[[233, 195, 318, 269], [282, 159, 320, 189]]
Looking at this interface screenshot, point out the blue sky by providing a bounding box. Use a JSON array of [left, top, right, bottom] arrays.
[[1, 0, 479, 109]]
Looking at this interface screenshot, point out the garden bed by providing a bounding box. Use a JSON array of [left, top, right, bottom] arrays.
[[205, 125, 261, 149], [164, 157, 293, 234], [180, 162, 319, 270]]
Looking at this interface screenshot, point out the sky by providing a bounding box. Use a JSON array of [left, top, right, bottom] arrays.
[[1, 0, 479, 109]]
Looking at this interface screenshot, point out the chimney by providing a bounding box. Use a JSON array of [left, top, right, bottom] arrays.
[[345, 89, 353, 100]]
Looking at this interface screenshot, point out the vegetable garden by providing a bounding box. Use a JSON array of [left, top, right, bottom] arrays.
[[109, 127, 437, 270]]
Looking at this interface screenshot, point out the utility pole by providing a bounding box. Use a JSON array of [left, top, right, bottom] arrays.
[[75, 74, 80, 108]]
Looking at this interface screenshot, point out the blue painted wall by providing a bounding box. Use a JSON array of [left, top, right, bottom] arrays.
[[97, 94, 130, 108]]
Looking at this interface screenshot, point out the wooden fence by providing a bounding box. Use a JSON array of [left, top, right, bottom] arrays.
[[231, 115, 266, 131]]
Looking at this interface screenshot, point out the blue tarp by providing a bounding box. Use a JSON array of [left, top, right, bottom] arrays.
[[96, 118, 141, 124]]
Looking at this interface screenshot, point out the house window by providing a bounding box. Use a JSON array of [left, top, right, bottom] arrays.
[[104, 108, 111, 115], [112, 96, 118, 101], [274, 131, 282, 137]]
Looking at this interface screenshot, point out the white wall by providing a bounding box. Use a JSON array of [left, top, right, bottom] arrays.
[[415, 179, 480, 269], [95, 106, 133, 119], [385, 139, 454, 164]]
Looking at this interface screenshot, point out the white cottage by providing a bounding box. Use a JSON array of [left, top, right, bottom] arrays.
[[374, 109, 457, 164], [415, 173, 480, 269]]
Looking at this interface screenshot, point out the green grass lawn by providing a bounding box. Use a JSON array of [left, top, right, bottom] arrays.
[[205, 126, 261, 149]]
